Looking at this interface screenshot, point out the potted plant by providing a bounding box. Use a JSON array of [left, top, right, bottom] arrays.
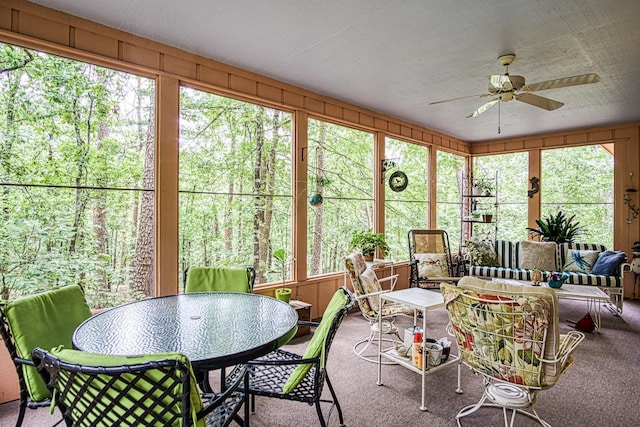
[[472, 179, 493, 196], [272, 248, 293, 303], [349, 230, 389, 262], [526, 211, 586, 243]]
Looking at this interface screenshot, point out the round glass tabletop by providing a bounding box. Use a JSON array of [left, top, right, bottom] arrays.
[[73, 293, 298, 369]]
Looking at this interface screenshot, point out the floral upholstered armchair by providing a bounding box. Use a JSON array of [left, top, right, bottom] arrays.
[[344, 252, 411, 363], [441, 277, 584, 427]]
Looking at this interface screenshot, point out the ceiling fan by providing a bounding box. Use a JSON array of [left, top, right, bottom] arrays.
[[429, 54, 601, 118]]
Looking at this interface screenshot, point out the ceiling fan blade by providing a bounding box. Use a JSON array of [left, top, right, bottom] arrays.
[[521, 73, 600, 92], [467, 98, 500, 118], [515, 93, 564, 110], [429, 93, 491, 105]]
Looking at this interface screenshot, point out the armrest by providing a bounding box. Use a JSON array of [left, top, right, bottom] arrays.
[[198, 365, 247, 419], [621, 262, 632, 276], [377, 273, 399, 290], [355, 288, 391, 300], [545, 330, 585, 367], [296, 320, 319, 328]]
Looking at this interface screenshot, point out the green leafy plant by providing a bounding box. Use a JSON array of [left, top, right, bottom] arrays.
[[472, 179, 493, 194], [349, 230, 389, 258], [272, 248, 292, 289], [526, 211, 586, 243]]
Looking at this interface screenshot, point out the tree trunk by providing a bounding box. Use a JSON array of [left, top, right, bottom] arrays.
[[93, 121, 109, 290], [69, 96, 91, 254], [131, 92, 155, 296], [252, 107, 268, 283], [310, 123, 327, 275]]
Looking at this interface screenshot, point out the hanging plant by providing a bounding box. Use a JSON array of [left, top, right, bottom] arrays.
[[308, 175, 330, 206]]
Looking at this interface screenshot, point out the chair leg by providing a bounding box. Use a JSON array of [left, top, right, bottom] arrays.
[[324, 374, 345, 427], [353, 322, 402, 364], [15, 401, 26, 427]]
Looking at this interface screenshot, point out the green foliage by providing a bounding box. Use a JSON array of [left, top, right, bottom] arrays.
[[0, 41, 615, 305], [526, 211, 587, 243], [272, 248, 292, 288], [472, 179, 493, 193], [384, 137, 429, 260], [349, 230, 389, 257], [0, 42, 154, 304]]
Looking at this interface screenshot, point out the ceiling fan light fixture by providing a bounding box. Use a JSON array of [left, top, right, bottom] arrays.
[[501, 92, 514, 102]]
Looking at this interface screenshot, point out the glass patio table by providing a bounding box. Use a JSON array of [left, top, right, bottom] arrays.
[[73, 292, 298, 371]]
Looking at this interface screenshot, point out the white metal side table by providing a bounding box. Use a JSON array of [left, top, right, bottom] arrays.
[[376, 287, 460, 411]]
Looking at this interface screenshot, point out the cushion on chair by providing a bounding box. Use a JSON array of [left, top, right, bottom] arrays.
[[283, 289, 348, 394], [562, 249, 600, 273], [591, 250, 627, 276], [185, 267, 251, 293], [455, 277, 564, 386], [414, 253, 448, 277], [518, 240, 557, 271], [358, 268, 382, 311], [345, 253, 373, 314], [350, 252, 367, 274], [47, 347, 204, 427], [4, 285, 92, 401], [465, 240, 500, 267]]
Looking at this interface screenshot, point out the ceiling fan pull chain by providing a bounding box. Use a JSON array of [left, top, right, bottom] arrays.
[[497, 101, 501, 134]]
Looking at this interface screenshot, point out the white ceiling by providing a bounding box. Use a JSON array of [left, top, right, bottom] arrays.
[[29, 0, 640, 142]]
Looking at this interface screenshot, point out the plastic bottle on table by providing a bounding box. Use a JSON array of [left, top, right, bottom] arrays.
[[412, 327, 423, 370]]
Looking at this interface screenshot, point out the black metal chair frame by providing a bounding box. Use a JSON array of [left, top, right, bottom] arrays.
[[0, 302, 60, 427], [227, 286, 355, 427], [408, 229, 460, 288], [32, 347, 247, 427]]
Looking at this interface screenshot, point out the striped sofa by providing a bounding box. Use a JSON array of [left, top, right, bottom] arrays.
[[469, 240, 630, 313]]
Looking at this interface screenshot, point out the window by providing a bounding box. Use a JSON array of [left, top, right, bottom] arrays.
[[0, 43, 156, 306], [307, 119, 373, 275], [475, 152, 529, 241], [384, 138, 428, 260], [179, 88, 292, 285], [436, 151, 465, 253], [541, 145, 613, 247]]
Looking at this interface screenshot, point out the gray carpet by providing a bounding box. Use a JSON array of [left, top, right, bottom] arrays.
[[1, 294, 639, 426]]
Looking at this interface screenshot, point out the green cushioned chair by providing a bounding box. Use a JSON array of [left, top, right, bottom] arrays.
[[226, 286, 355, 427], [184, 267, 256, 294], [32, 347, 247, 427], [0, 284, 92, 427], [184, 265, 256, 393]]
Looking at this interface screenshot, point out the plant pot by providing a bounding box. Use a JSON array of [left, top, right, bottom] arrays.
[[275, 287, 292, 303], [308, 192, 323, 206], [483, 214, 493, 223], [363, 254, 374, 262], [548, 280, 563, 289]]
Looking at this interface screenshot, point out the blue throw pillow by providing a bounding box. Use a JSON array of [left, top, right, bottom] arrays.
[[591, 250, 627, 276]]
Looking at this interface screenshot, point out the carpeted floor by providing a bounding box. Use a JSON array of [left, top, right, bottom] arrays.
[[1, 294, 639, 426]]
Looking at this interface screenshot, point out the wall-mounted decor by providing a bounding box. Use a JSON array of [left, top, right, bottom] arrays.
[[389, 170, 408, 192]]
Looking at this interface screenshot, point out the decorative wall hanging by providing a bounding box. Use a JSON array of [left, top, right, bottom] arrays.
[[381, 158, 408, 192], [527, 176, 539, 198], [623, 173, 640, 224], [389, 170, 408, 192]]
